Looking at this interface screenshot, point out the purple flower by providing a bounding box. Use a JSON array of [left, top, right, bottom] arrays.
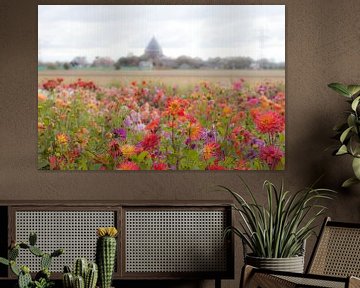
[[135, 123, 145, 132], [251, 138, 265, 149], [113, 128, 127, 140], [246, 149, 258, 159], [257, 85, 267, 94], [200, 128, 217, 144], [185, 138, 196, 149], [123, 116, 132, 127]]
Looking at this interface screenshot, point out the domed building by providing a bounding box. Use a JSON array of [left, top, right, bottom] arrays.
[[144, 37, 163, 59]]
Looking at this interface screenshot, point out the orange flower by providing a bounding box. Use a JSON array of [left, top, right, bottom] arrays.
[[165, 98, 187, 117], [235, 159, 250, 170], [116, 161, 140, 170], [203, 142, 221, 160], [255, 111, 285, 134], [38, 93, 47, 102], [55, 133, 69, 145], [146, 119, 160, 132], [188, 122, 202, 141], [222, 105, 232, 117]]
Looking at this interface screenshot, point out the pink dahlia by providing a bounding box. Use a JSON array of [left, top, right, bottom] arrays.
[[260, 145, 284, 170]]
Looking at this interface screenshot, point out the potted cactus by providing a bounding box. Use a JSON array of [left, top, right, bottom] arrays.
[[62, 258, 98, 288], [0, 232, 63, 288], [96, 227, 118, 288]]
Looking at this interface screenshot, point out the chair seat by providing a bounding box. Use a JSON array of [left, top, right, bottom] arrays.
[[244, 266, 360, 288], [277, 275, 346, 288], [241, 218, 360, 288]]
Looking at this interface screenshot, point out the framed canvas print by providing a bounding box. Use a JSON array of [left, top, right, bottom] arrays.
[[38, 5, 285, 170]]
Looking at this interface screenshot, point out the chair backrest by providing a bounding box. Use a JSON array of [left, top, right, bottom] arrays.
[[307, 217, 360, 277]]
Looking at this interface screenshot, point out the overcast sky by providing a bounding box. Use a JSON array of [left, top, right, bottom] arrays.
[[38, 5, 285, 63]]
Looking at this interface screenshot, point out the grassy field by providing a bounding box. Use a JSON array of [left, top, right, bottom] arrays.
[[38, 69, 285, 87]]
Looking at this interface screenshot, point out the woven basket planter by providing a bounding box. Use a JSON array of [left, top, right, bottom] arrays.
[[245, 254, 305, 273]]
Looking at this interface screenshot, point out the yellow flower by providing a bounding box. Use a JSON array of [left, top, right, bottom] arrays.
[[121, 144, 136, 158], [97, 227, 118, 237]]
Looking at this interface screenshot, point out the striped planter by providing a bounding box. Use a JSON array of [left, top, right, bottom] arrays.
[[245, 254, 305, 273]]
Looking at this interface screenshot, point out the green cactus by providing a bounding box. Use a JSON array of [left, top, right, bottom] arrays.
[[74, 258, 88, 279], [9, 246, 19, 260], [29, 245, 44, 257], [0, 232, 63, 288], [41, 253, 52, 270], [51, 248, 64, 258], [96, 227, 118, 288], [63, 259, 98, 288], [63, 272, 74, 288], [73, 275, 85, 288], [18, 269, 32, 288], [85, 263, 98, 288], [29, 232, 37, 246], [19, 243, 30, 249], [63, 265, 72, 273], [10, 260, 20, 276]]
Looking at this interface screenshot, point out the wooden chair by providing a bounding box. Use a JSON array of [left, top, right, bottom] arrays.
[[241, 217, 360, 288]]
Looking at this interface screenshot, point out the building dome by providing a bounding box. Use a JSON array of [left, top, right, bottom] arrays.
[[144, 37, 163, 59]]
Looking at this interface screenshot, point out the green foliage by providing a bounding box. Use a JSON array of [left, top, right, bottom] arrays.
[[329, 82, 360, 187], [221, 178, 335, 258], [0, 233, 63, 288], [32, 278, 54, 288]]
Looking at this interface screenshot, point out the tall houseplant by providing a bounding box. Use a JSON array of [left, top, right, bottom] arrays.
[[328, 83, 360, 187], [221, 179, 334, 272]]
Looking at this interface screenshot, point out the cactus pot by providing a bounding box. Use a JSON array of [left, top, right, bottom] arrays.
[[245, 254, 304, 273]]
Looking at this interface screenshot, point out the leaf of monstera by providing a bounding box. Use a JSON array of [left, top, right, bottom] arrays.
[[328, 83, 351, 97], [342, 177, 360, 188], [352, 157, 360, 179]]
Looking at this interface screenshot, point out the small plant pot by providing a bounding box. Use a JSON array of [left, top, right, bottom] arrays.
[[245, 254, 305, 273]]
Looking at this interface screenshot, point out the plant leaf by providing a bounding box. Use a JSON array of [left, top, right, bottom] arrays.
[[351, 96, 360, 111], [340, 126, 353, 143], [342, 177, 360, 188], [348, 85, 360, 97], [328, 83, 350, 97], [0, 257, 9, 266], [352, 157, 360, 179], [336, 145, 348, 155]]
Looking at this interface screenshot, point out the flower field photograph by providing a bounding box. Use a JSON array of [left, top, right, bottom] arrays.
[[38, 5, 285, 170]]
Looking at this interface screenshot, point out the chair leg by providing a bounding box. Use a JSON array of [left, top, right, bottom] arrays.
[[215, 278, 221, 288]]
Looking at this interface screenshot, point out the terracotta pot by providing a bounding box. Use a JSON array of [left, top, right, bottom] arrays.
[[245, 254, 305, 273]]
